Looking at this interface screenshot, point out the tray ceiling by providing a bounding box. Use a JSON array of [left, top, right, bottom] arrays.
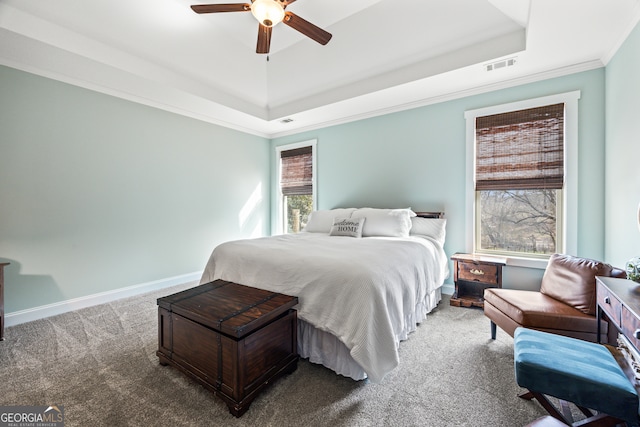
[[1, 0, 639, 137]]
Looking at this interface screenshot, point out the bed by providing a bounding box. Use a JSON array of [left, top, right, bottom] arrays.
[[199, 208, 449, 383]]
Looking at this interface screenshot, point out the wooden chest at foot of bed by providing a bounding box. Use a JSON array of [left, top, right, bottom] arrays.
[[156, 280, 299, 417]]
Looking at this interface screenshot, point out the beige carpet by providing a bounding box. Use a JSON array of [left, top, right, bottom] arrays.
[[0, 283, 546, 426]]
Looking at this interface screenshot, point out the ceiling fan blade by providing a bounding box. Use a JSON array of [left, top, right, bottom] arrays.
[[190, 3, 250, 14], [283, 12, 332, 45], [256, 24, 272, 54], [280, 0, 297, 6]]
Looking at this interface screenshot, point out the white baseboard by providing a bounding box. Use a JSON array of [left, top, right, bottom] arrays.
[[5, 271, 202, 327], [6, 274, 455, 327]]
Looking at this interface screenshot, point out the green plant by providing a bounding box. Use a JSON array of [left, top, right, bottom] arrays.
[[627, 257, 640, 282], [285, 194, 312, 233]]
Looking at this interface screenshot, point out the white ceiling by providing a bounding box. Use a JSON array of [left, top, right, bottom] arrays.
[[1, 0, 639, 138]]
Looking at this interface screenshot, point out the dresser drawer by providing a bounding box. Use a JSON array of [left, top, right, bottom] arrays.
[[457, 261, 499, 285], [597, 280, 622, 328], [622, 306, 640, 353]]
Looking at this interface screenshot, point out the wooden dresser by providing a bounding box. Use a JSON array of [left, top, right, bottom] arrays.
[[596, 276, 640, 384], [450, 253, 506, 308], [597, 276, 640, 347]]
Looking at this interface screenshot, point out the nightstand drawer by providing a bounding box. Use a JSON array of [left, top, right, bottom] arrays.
[[457, 261, 499, 285]]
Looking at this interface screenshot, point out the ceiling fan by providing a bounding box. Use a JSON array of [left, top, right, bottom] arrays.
[[191, 0, 332, 54]]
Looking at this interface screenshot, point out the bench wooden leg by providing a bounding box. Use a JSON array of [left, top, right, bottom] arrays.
[[519, 390, 573, 425], [519, 390, 627, 427], [571, 412, 625, 427], [490, 321, 497, 340]]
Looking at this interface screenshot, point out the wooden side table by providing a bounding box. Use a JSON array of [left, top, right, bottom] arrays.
[[450, 253, 505, 308], [0, 262, 8, 341]]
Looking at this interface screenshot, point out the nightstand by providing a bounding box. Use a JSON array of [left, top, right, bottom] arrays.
[[450, 253, 505, 308]]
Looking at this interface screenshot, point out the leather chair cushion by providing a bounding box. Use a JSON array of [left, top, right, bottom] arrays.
[[539, 253, 615, 316], [484, 288, 606, 334]]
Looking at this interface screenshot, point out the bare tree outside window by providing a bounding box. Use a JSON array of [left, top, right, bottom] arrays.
[[478, 189, 558, 255]]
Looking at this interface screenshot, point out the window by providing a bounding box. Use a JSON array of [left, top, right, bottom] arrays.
[[276, 140, 316, 234], [465, 92, 579, 263]]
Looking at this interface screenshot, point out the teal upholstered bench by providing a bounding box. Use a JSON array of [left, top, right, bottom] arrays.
[[514, 327, 639, 426]]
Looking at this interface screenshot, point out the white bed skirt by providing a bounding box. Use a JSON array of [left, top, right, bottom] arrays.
[[296, 286, 443, 381]]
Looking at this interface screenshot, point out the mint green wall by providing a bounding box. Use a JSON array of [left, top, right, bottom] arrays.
[[272, 68, 607, 287], [0, 65, 270, 312], [1, 40, 623, 312], [605, 21, 640, 268]]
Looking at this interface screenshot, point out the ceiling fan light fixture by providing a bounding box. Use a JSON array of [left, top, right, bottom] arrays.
[[251, 0, 285, 27]]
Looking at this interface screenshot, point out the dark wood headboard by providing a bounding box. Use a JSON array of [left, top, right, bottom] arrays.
[[334, 209, 444, 219], [414, 211, 444, 219]]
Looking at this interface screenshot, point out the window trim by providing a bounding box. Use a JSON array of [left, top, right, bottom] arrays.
[[275, 139, 317, 235], [464, 91, 580, 268]]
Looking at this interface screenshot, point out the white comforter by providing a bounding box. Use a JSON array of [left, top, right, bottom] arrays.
[[199, 232, 449, 383]]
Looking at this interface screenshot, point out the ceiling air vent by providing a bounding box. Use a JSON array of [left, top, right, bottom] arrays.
[[485, 57, 517, 72]]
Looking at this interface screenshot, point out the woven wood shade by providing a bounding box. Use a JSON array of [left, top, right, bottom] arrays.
[[475, 103, 564, 190], [280, 146, 312, 196]]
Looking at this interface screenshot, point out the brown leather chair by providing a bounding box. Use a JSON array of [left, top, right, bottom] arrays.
[[484, 253, 627, 343]]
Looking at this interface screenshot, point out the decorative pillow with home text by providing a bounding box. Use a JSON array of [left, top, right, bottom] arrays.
[[329, 217, 365, 238]]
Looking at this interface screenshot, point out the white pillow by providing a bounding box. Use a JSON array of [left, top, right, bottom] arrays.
[[410, 217, 447, 246], [351, 208, 416, 237], [303, 208, 357, 233], [329, 217, 365, 238]]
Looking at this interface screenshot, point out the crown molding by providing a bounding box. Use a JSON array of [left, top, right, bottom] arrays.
[[269, 60, 604, 139]]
